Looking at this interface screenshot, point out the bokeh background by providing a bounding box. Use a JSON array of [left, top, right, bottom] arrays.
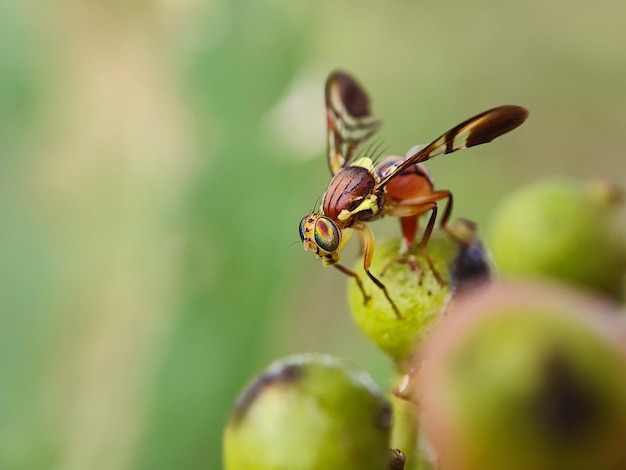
[[2, 0, 626, 468]]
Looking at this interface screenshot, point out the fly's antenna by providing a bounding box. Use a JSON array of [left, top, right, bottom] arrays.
[[288, 239, 302, 249]]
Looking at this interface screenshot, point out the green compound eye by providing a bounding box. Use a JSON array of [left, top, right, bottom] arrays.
[[314, 216, 340, 253]]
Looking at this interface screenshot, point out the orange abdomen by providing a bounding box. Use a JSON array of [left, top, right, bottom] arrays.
[[377, 156, 434, 203]]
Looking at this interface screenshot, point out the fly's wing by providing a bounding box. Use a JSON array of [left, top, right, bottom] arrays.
[[376, 105, 529, 189], [326, 71, 381, 175]]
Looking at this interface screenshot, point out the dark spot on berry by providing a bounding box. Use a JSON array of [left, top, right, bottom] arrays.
[[230, 362, 303, 425], [533, 350, 602, 441]]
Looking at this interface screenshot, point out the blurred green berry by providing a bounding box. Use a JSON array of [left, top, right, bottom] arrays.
[[348, 222, 491, 367], [488, 179, 626, 298], [223, 354, 392, 470], [418, 281, 626, 470]]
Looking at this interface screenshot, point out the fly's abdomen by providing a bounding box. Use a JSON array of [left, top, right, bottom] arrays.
[[377, 157, 434, 203]]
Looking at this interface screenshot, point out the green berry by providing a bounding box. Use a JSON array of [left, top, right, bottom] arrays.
[[488, 179, 626, 298], [418, 281, 626, 470], [223, 354, 392, 470], [348, 222, 491, 367]]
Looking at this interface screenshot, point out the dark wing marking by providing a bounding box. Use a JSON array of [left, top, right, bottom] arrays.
[[326, 70, 381, 175], [376, 105, 529, 189]]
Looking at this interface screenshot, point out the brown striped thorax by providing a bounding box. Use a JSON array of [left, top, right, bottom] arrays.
[[321, 158, 383, 225], [299, 71, 528, 317]]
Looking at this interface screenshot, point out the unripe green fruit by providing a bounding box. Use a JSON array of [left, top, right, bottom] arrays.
[[488, 179, 626, 298], [348, 223, 491, 366], [418, 281, 626, 470], [223, 354, 392, 470]]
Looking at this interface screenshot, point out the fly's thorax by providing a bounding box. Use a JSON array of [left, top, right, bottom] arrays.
[[299, 213, 342, 265], [322, 164, 382, 225]]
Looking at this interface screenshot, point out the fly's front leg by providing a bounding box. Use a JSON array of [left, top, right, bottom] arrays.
[[334, 263, 370, 305], [357, 223, 402, 319]]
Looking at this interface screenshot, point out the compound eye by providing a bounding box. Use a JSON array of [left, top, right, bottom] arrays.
[[298, 216, 308, 241], [314, 216, 340, 253]]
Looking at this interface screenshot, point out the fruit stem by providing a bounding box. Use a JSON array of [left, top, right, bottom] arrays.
[[390, 373, 432, 470]]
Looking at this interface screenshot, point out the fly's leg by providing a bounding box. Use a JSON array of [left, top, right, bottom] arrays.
[[384, 190, 456, 286], [380, 215, 425, 282], [334, 263, 370, 305], [416, 202, 447, 285], [357, 223, 402, 319], [431, 190, 467, 247]]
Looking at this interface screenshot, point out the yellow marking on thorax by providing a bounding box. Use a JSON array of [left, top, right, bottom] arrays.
[[337, 193, 380, 221], [351, 157, 375, 171]]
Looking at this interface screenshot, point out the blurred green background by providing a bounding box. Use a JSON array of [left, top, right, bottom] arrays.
[[2, 0, 625, 468]]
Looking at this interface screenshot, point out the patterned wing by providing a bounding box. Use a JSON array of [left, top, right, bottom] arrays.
[[326, 71, 381, 175], [376, 105, 529, 189]]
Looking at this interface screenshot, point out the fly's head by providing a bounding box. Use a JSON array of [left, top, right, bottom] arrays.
[[299, 213, 342, 266]]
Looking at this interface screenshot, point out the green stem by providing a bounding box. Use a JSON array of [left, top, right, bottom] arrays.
[[390, 373, 432, 470], [390, 393, 417, 467]]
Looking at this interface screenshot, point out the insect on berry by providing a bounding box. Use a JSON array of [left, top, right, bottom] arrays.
[[299, 71, 528, 317]]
